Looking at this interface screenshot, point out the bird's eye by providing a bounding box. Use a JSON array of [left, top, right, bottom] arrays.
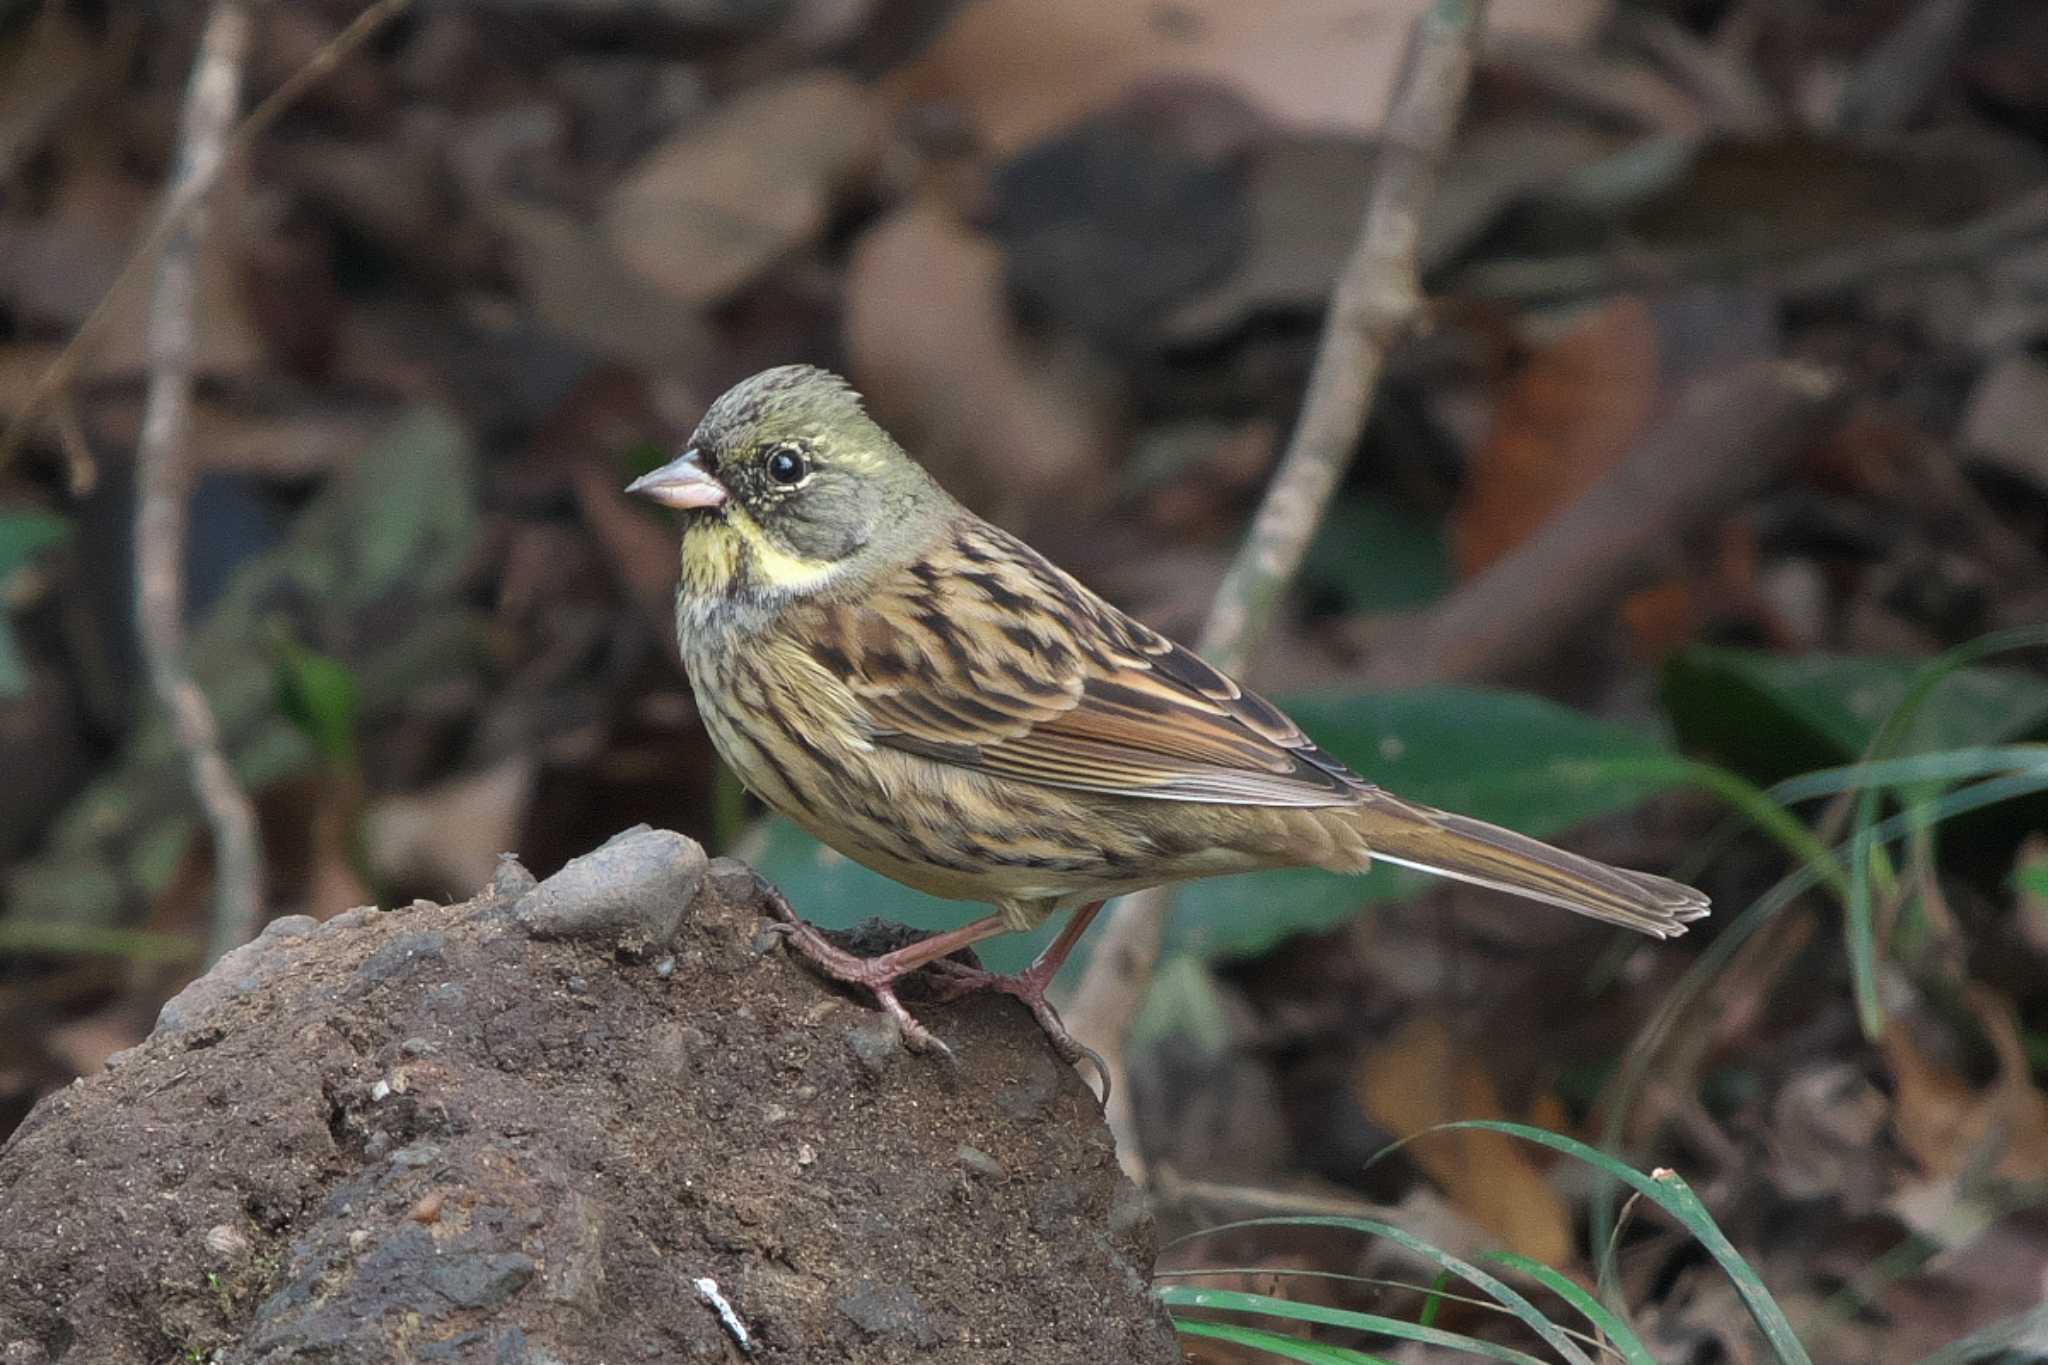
[[765, 445, 809, 485]]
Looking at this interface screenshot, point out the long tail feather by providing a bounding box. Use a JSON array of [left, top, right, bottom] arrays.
[[1354, 795, 1709, 938]]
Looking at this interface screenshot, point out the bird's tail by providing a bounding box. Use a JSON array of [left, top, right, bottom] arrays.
[[1352, 793, 1709, 938]]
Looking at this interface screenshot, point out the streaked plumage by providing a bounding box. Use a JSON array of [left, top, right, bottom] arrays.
[[631, 365, 1707, 1058]]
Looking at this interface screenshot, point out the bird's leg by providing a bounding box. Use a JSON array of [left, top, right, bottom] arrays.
[[757, 887, 1008, 1056], [924, 901, 1111, 1100]]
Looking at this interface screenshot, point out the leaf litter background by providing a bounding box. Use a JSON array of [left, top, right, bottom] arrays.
[[3, 0, 2048, 1359]]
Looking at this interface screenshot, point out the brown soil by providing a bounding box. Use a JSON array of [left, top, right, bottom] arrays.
[[0, 829, 1179, 1364]]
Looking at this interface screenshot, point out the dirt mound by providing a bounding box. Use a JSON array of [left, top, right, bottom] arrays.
[[0, 828, 1177, 1363]]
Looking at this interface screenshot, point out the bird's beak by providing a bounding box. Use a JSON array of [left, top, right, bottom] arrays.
[[625, 448, 728, 510]]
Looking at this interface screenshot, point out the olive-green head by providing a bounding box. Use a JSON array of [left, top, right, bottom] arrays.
[[628, 365, 947, 599]]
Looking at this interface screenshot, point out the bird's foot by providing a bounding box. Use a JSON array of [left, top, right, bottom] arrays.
[[757, 890, 1014, 1058], [925, 958, 1112, 1106]]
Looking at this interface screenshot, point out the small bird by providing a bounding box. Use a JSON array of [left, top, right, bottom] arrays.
[[629, 365, 1707, 1065]]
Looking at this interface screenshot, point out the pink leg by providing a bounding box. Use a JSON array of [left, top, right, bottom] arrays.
[[759, 886, 1008, 1056], [926, 901, 1111, 1100]]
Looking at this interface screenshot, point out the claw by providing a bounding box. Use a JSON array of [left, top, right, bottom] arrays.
[[753, 894, 1108, 1102]]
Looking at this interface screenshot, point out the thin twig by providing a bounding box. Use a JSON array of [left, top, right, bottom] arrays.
[[0, 0, 414, 469], [1449, 183, 2048, 308], [136, 0, 264, 964], [1198, 0, 1487, 672], [1356, 360, 1847, 690], [1062, 0, 1493, 1179]]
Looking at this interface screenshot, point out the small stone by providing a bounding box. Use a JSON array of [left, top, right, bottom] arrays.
[[399, 1037, 437, 1058], [844, 1016, 905, 1076], [512, 827, 707, 952], [705, 855, 765, 906], [835, 1280, 938, 1347], [391, 1142, 441, 1170], [490, 852, 538, 903], [370, 1080, 392, 1103], [956, 1144, 1006, 1181], [655, 956, 676, 978], [564, 976, 588, 996], [796, 1142, 817, 1167]]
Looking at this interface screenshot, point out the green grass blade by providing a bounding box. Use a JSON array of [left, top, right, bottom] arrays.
[[1169, 1318, 1396, 1365], [1156, 1286, 1551, 1365], [1597, 767, 2048, 1266], [1910, 1302, 2048, 1365], [1846, 816, 1885, 1039], [1158, 1267, 1630, 1358], [1431, 1123, 1813, 1365], [1767, 747, 2048, 803], [1419, 1268, 1454, 1328], [1478, 1252, 1654, 1365], [1582, 754, 1849, 900], [1844, 627, 2048, 1040], [1171, 1218, 1594, 1365]]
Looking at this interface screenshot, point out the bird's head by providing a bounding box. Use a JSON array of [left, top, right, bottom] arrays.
[[629, 365, 943, 608]]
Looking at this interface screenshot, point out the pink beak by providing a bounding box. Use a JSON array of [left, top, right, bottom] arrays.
[[625, 448, 727, 510]]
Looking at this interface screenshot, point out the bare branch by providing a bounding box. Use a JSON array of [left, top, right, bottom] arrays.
[[1064, 0, 1493, 1177], [1199, 0, 1487, 671], [135, 0, 264, 964], [1358, 360, 1847, 690]]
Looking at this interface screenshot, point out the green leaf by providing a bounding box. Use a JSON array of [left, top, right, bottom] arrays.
[[1663, 647, 2048, 783], [1170, 1217, 1595, 1365], [1165, 687, 1688, 961], [0, 509, 67, 578], [1157, 1286, 1551, 1365], [271, 634, 361, 768], [0, 510, 68, 699], [1300, 497, 1451, 614]]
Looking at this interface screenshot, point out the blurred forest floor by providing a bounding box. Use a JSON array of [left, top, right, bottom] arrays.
[[5, 0, 2048, 1360]]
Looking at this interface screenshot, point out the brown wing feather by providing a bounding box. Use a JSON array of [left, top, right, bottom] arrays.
[[794, 517, 1369, 807]]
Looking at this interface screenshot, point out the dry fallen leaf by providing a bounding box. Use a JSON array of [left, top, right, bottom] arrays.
[[843, 199, 1116, 531], [1355, 1016, 1574, 1264], [891, 0, 1609, 155], [1886, 987, 2048, 1195], [1453, 295, 1663, 576], [604, 71, 881, 306], [0, 164, 264, 381]]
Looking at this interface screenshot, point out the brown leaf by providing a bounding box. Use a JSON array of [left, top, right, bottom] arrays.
[[843, 200, 1116, 531], [1355, 1016, 1573, 1264], [891, 0, 1608, 156], [603, 72, 880, 306], [1453, 296, 1662, 576], [1886, 988, 2048, 1194], [0, 165, 263, 381]]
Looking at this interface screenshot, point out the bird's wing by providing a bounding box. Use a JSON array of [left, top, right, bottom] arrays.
[[796, 518, 1370, 807]]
